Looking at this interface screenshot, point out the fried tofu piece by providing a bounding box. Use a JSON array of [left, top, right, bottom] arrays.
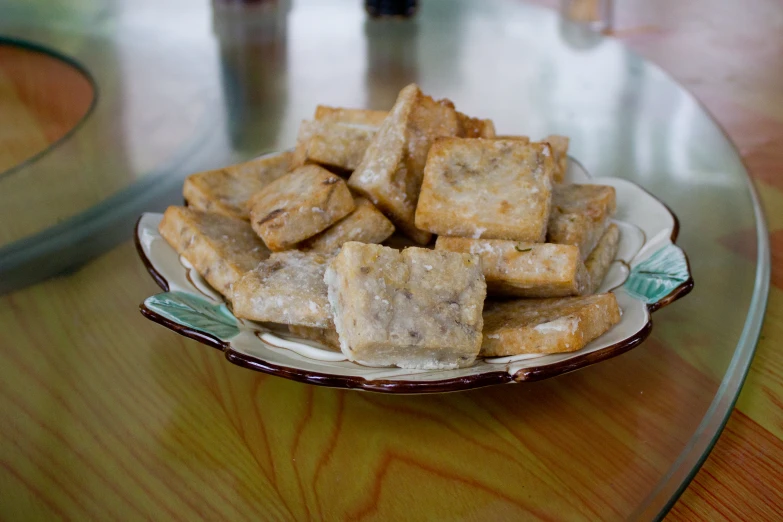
[[435, 237, 589, 297], [158, 206, 270, 297], [291, 120, 319, 169], [494, 135, 530, 143], [249, 165, 355, 251], [481, 293, 621, 357], [232, 251, 332, 327], [457, 112, 496, 138], [325, 242, 486, 369], [547, 183, 617, 260], [288, 325, 341, 351], [348, 84, 461, 245], [314, 105, 388, 126], [584, 223, 620, 294], [542, 135, 569, 183], [291, 120, 377, 172], [290, 107, 389, 170], [299, 197, 395, 252], [415, 139, 555, 242], [183, 152, 292, 220]]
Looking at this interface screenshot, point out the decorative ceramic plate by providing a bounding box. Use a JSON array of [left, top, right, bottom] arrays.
[[136, 156, 693, 393]]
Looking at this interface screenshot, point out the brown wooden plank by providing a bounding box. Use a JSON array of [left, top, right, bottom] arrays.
[[668, 411, 783, 521]]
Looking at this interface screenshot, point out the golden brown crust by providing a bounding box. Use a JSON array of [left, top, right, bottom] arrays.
[[435, 237, 588, 297], [542, 135, 569, 183], [291, 120, 318, 170], [293, 108, 388, 170], [547, 184, 617, 259], [158, 206, 270, 298], [585, 223, 621, 293], [314, 106, 389, 126], [493, 135, 530, 143], [456, 112, 496, 138], [481, 293, 621, 356], [292, 121, 377, 172], [249, 165, 355, 251], [182, 152, 292, 220], [415, 138, 555, 242], [348, 84, 460, 245], [299, 198, 395, 252]]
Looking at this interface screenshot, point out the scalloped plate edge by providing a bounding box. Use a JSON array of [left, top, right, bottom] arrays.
[[134, 174, 693, 394]]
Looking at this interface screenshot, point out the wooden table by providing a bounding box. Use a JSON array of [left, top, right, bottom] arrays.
[[610, 1, 783, 519], [0, 0, 777, 519], [521, 2, 783, 518]]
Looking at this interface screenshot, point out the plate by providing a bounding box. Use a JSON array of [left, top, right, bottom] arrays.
[[135, 156, 693, 393]]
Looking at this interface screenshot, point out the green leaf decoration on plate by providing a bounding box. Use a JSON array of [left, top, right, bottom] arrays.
[[624, 244, 690, 304], [145, 291, 239, 340]]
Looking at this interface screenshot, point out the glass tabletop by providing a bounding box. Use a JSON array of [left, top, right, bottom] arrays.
[[0, 0, 769, 519]]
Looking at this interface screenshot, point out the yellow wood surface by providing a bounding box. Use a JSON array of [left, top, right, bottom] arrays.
[[0, 33, 213, 248], [0, 44, 93, 173], [0, 244, 725, 519], [533, 0, 783, 518], [0, 1, 781, 519]]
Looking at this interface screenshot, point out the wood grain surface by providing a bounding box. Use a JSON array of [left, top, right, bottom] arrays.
[[610, 1, 783, 519], [0, 0, 781, 520], [528, 0, 782, 518], [0, 44, 93, 173], [0, 246, 723, 520]]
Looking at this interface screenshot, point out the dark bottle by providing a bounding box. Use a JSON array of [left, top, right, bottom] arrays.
[[365, 0, 418, 18]]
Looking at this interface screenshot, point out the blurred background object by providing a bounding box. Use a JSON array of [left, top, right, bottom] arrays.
[[212, 0, 291, 152], [558, 0, 612, 50], [365, 0, 419, 18], [561, 0, 613, 33], [364, 16, 419, 109]]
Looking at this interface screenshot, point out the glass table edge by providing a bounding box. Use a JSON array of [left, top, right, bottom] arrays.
[[592, 41, 775, 518], [0, 119, 236, 295], [0, 36, 99, 183], [640, 167, 771, 521], [0, 20, 771, 518]]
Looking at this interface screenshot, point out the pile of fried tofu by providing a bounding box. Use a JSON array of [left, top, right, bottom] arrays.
[[159, 83, 622, 370]]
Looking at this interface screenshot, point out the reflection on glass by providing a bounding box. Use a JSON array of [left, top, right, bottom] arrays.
[[561, 0, 612, 33], [363, 16, 419, 109], [364, 0, 418, 18], [558, 0, 611, 50], [212, 0, 291, 153]]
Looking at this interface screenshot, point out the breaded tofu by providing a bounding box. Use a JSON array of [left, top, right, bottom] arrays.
[[183, 152, 292, 220], [232, 251, 332, 327], [415, 138, 555, 242], [547, 183, 616, 259], [314, 105, 388, 126], [481, 293, 621, 357], [457, 112, 496, 138], [288, 325, 341, 351], [325, 242, 486, 369], [435, 237, 589, 297], [584, 223, 621, 294], [348, 84, 461, 245], [291, 120, 319, 169], [291, 120, 377, 172], [543, 135, 569, 183], [158, 206, 270, 297], [291, 107, 389, 170], [249, 165, 355, 251], [299, 197, 395, 253], [494, 135, 530, 143]]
